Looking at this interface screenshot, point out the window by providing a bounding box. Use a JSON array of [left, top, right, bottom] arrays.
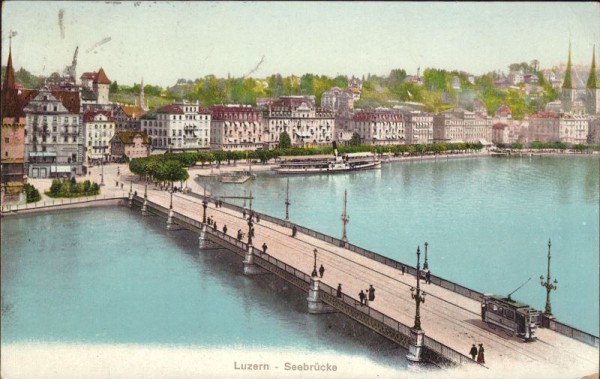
[[4, 137, 8, 143]]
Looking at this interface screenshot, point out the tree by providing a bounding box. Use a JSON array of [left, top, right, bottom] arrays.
[[350, 132, 361, 146], [110, 81, 119, 94], [278, 132, 291, 149]]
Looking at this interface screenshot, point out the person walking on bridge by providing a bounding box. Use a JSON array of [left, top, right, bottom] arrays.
[[469, 344, 477, 360], [223, 225, 228, 234], [477, 344, 485, 364], [262, 243, 268, 254], [292, 225, 297, 237], [368, 285, 375, 302], [319, 264, 325, 278], [336, 284, 342, 298], [401, 265, 405, 275], [359, 290, 366, 305]]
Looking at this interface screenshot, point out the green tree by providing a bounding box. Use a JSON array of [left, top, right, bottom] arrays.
[[278, 132, 291, 149], [110, 81, 119, 94], [25, 184, 41, 203], [350, 132, 361, 146]]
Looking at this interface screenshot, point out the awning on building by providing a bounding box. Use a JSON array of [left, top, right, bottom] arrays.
[[51, 165, 73, 173], [29, 152, 57, 157]]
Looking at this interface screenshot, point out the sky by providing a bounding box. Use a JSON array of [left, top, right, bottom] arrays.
[[1, 1, 599, 87]]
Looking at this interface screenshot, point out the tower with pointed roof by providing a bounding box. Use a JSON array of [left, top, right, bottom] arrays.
[[586, 46, 599, 115], [1, 41, 28, 202], [561, 43, 576, 112], [93, 67, 111, 105]]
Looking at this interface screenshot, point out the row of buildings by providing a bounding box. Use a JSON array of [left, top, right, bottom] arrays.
[[2, 46, 600, 203]]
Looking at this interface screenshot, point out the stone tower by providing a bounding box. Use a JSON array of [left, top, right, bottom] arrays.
[[561, 43, 576, 112], [93, 67, 111, 105], [586, 46, 599, 115]]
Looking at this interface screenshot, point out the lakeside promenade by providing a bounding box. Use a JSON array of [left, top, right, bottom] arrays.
[[3, 157, 598, 378]]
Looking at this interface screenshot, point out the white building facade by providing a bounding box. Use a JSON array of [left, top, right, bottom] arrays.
[[143, 101, 211, 150], [210, 105, 264, 151], [83, 110, 115, 163]]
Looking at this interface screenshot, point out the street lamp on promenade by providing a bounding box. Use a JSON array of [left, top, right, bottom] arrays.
[[540, 239, 558, 316], [100, 157, 105, 186], [202, 187, 208, 224], [247, 216, 254, 246], [410, 246, 426, 331], [423, 242, 429, 270], [169, 188, 173, 210], [311, 248, 318, 278], [285, 177, 291, 221], [341, 190, 349, 242]]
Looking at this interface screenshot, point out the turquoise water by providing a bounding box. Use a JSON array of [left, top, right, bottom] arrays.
[[209, 155, 599, 335], [1, 155, 597, 359], [1, 207, 407, 368]]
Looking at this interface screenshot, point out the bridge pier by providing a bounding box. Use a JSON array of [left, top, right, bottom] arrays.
[[406, 328, 425, 363], [307, 277, 336, 314], [141, 198, 149, 216], [166, 208, 180, 230], [198, 224, 213, 249], [243, 245, 269, 275]]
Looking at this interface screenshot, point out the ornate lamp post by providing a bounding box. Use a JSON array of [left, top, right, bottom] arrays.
[[247, 216, 254, 246], [540, 239, 558, 316], [311, 248, 318, 278], [169, 188, 173, 210], [410, 246, 426, 331], [423, 242, 429, 270], [100, 156, 105, 186], [341, 190, 349, 242], [285, 177, 291, 221], [202, 187, 208, 224]]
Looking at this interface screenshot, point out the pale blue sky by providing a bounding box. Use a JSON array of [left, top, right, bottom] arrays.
[[2, 1, 599, 87]]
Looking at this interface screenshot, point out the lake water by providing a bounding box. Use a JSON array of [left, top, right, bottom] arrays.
[[1, 207, 411, 372], [208, 155, 599, 335], [1, 155, 598, 366]]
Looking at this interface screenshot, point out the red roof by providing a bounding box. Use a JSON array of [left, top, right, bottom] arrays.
[[80, 72, 97, 80], [83, 110, 113, 123], [530, 112, 559, 119], [157, 104, 184, 114], [94, 68, 111, 84], [51, 91, 81, 114], [492, 122, 509, 130]]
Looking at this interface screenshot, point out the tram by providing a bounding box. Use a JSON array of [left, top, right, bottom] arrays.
[[481, 294, 540, 341]]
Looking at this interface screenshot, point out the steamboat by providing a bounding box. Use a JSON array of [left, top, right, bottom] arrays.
[[273, 142, 381, 174]]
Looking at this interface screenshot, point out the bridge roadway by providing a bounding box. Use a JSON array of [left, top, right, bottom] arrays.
[[88, 164, 597, 377]]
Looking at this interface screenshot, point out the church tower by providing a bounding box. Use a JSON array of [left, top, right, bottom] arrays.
[[586, 46, 599, 115], [561, 43, 576, 112]]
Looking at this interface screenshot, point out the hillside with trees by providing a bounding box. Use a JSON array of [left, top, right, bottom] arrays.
[[2, 61, 562, 119]]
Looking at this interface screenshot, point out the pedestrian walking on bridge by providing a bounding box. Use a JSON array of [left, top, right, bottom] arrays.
[[368, 285, 375, 302], [237, 229, 243, 241], [319, 264, 325, 278], [469, 344, 477, 360], [359, 290, 366, 305], [223, 225, 228, 234], [262, 242, 268, 254], [336, 283, 342, 298], [401, 265, 405, 275], [426, 270, 431, 284], [477, 344, 485, 364], [292, 225, 297, 237]]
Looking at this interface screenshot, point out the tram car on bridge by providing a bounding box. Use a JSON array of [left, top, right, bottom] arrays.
[[481, 294, 540, 341]]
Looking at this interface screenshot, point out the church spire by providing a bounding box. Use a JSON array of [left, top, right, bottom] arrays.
[[3, 45, 16, 91], [587, 45, 597, 89], [562, 43, 574, 89]]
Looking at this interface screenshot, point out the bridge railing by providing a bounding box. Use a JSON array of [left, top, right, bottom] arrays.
[[170, 190, 597, 346], [211, 195, 486, 303], [543, 315, 599, 347], [2, 192, 129, 213]]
